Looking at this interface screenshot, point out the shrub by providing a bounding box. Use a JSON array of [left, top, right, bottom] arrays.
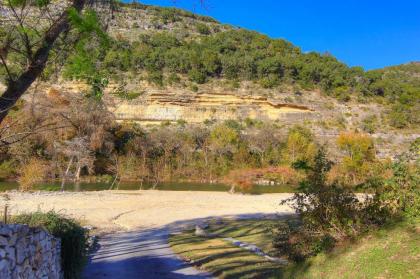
[[167, 73, 181, 84], [188, 68, 207, 84], [276, 145, 419, 262], [283, 125, 317, 165], [282, 149, 363, 240], [224, 166, 302, 193], [336, 132, 376, 185], [364, 151, 420, 222], [147, 71, 164, 86], [0, 160, 17, 180], [259, 74, 280, 88], [388, 104, 410, 128], [158, 9, 179, 24], [18, 158, 47, 191], [190, 84, 199, 92], [12, 211, 89, 279], [274, 149, 364, 261], [224, 168, 256, 193], [361, 115, 378, 133], [273, 220, 335, 262], [196, 23, 211, 35], [264, 165, 302, 185], [333, 86, 351, 102]]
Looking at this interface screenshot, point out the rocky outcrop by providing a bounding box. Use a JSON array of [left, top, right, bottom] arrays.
[[0, 223, 62, 279], [112, 90, 316, 124]]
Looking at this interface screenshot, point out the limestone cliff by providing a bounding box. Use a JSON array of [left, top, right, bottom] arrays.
[[112, 90, 315, 124]]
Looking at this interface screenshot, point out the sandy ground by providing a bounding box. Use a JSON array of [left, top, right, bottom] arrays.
[[0, 190, 294, 232], [1, 190, 294, 278]]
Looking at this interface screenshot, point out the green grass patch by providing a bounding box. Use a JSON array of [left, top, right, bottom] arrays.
[[204, 218, 291, 256], [170, 232, 283, 279], [169, 218, 420, 279], [293, 220, 420, 279]]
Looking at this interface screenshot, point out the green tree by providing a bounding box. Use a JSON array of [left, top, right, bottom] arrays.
[[0, 0, 112, 124], [336, 132, 376, 184], [283, 126, 317, 165]]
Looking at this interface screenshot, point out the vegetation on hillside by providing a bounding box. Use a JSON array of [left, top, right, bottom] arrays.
[[60, 3, 420, 129], [118, 2, 219, 24], [0, 1, 418, 130]]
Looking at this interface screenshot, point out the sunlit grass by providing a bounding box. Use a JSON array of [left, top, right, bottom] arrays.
[[296, 220, 420, 279], [170, 218, 420, 279], [170, 231, 283, 279]]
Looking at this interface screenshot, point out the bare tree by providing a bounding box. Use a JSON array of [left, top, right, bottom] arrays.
[[55, 137, 94, 190], [245, 125, 280, 166]]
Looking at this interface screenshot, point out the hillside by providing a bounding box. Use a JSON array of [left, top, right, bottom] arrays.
[[1, 2, 419, 157], [53, 3, 418, 130]]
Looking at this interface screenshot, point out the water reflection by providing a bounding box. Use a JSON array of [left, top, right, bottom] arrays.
[[0, 181, 295, 194]]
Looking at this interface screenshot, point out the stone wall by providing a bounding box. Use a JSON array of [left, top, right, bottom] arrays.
[[0, 223, 62, 279]]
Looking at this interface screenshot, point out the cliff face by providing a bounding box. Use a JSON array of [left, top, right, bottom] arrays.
[[112, 90, 315, 124], [18, 79, 320, 125]]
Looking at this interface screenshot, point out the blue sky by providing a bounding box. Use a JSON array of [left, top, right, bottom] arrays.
[[135, 0, 420, 70]]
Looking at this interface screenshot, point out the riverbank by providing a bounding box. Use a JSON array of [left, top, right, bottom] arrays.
[[0, 181, 296, 194], [0, 190, 294, 233]]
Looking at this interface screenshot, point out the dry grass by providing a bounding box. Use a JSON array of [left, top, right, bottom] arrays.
[[18, 158, 47, 191]]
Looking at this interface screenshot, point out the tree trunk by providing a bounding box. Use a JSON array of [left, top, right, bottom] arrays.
[[109, 174, 118, 190], [152, 179, 159, 190], [61, 156, 74, 191], [0, 0, 85, 124], [75, 163, 81, 182]]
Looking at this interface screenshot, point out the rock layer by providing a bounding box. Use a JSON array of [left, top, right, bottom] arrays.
[[112, 90, 315, 124]]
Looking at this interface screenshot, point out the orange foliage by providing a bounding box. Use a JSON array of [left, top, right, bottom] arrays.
[[47, 88, 70, 106], [224, 166, 301, 192], [265, 165, 302, 185]]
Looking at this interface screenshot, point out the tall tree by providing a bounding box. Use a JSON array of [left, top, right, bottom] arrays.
[[0, 0, 114, 124], [0, 0, 206, 125]]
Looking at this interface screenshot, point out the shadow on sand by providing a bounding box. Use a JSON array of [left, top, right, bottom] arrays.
[[82, 213, 293, 279]]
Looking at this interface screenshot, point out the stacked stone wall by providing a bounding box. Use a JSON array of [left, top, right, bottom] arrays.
[[0, 223, 62, 279]]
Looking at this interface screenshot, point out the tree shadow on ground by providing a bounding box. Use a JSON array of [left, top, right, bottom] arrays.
[[83, 212, 299, 279], [166, 213, 302, 279]]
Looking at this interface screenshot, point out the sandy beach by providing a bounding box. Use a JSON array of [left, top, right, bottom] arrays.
[[0, 190, 294, 232]]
